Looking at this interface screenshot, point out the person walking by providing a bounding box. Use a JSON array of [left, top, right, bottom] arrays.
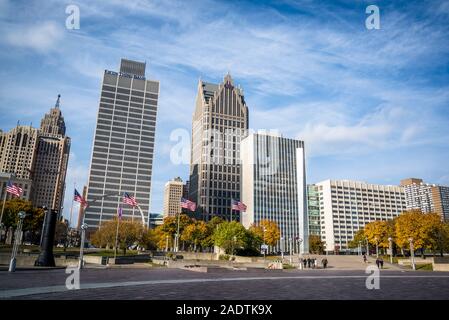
[[314, 258, 318, 269], [363, 254, 367, 263], [375, 258, 380, 268], [322, 258, 328, 269], [307, 258, 312, 268], [303, 257, 307, 269], [379, 257, 384, 269]]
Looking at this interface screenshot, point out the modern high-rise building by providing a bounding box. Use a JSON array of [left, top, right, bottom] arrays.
[[315, 179, 406, 253], [163, 177, 184, 217], [401, 178, 449, 222], [189, 74, 249, 221], [307, 184, 321, 236], [240, 132, 309, 253], [84, 59, 159, 229], [31, 95, 71, 214]]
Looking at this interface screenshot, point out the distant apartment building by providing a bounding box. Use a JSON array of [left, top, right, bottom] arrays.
[[163, 177, 184, 217], [189, 74, 249, 222], [0, 96, 70, 215], [241, 132, 309, 254], [315, 180, 406, 253], [307, 184, 321, 236], [401, 178, 449, 222], [84, 59, 159, 229]]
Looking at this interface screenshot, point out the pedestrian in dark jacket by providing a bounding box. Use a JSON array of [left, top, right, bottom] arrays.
[[307, 258, 312, 268], [322, 258, 328, 269], [375, 258, 380, 268], [379, 258, 384, 269], [303, 258, 307, 268]]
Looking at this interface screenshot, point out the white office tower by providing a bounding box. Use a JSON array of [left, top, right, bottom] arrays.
[[240, 132, 309, 254]]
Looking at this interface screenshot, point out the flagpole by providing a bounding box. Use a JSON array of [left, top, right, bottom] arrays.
[[114, 207, 120, 259], [0, 185, 7, 234], [69, 183, 75, 229]]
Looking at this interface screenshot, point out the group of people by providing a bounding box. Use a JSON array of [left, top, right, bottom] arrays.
[[363, 254, 384, 269], [299, 257, 328, 269]]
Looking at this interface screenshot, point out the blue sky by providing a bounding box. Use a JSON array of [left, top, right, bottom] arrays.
[[1, 0, 449, 224]]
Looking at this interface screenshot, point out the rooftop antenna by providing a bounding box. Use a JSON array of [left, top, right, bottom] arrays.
[[55, 94, 61, 109]]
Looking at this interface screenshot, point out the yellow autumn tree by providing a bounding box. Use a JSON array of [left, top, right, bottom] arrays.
[[249, 219, 280, 247], [394, 210, 428, 250], [364, 220, 394, 249], [181, 220, 208, 251]]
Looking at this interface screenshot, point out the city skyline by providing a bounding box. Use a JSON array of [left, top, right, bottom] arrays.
[[1, 0, 449, 225]]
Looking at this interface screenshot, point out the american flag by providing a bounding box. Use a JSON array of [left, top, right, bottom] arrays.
[[181, 198, 196, 212], [231, 199, 247, 212], [6, 180, 23, 197], [74, 189, 88, 208], [123, 192, 138, 207]]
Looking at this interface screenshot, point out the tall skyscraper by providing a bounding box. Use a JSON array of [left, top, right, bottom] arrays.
[[31, 95, 71, 214], [240, 132, 309, 253], [315, 179, 406, 254], [163, 177, 183, 217], [307, 184, 321, 236], [401, 178, 449, 222], [84, 59, 159, 229], [189, 74, 249, 221]]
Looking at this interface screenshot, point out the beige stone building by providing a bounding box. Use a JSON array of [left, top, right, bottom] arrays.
[[0, 95, 70, 216], [163, 177, 184, 217], [31, 95, 70, 214]]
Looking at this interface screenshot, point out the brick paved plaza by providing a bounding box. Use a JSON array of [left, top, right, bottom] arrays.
[[1, 266, 449, 300]]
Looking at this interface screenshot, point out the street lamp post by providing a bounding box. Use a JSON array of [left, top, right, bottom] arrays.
[[165, 234, 169, 252], [388, 237, 393, 264], [9, 211, 26, 272], [297, 237, 303, 261], [366, 238, 369, 256], [289, 237, 293, 265], [358, 241, 362, 256], [280, 237, 284, 260], [175, 211, 181, 253], [78, 223, 88, 269], [374, 237, 379, 258], [409, 237, 416, 271]]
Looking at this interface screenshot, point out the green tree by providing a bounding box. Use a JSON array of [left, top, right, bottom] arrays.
[[309, 235, 325, 254], [348, 229, 366, 249], [212, 221, 249, 254], [201, 216, 224, 249]]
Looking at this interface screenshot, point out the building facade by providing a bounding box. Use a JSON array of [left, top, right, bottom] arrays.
[[315, 180, 406, 253], [31, 95, 71, 214], [189, 74, 249, 222], [163, 177, 184, 217], [0, 173, 32, 201], [0, 96, 70, 215], [241, 132, 309, 254], [307, 184, 321, 236], [84, 59, 159, 229], [0, 125, 39, 180], [401, 178, 449, 222]]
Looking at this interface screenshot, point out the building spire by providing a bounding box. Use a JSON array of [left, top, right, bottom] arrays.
[[55, 94, 61, 109]]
